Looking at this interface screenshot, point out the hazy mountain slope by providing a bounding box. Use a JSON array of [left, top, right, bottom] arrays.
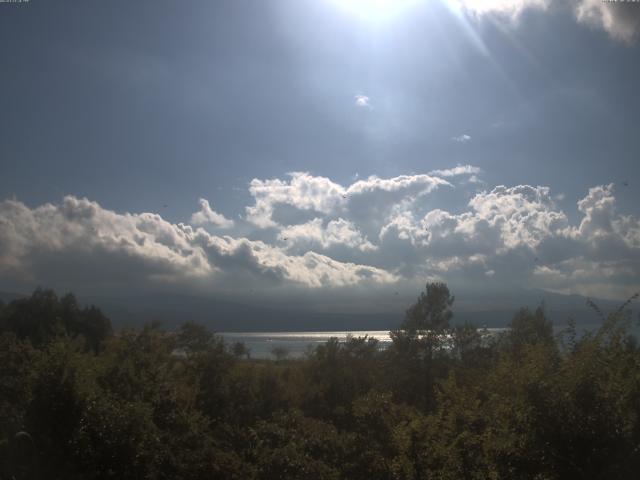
[[1, 288, 628, 332]]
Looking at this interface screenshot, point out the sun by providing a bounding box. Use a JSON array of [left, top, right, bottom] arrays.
[[330, 0, 423, 22]]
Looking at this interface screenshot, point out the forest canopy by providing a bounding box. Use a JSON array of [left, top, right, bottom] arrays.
[[1, 284, 639, 479]]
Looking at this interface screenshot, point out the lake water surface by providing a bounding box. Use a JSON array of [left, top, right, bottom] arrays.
[[219, 322, 637, 359], [220, 329, 508, 359], [220, 331, 392, 359]]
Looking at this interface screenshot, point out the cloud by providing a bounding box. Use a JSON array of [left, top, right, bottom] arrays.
[[574, 0, 640, 44], [1, 177, 639, 302], [467, 185, 569, 250], [245, 171, 449, 229], [0, 197, 211, 289], [531, 257, 640, 300], [246, 172, 346, 228], [374, 182, 640, 297], [467, 175, 483, 185], [278, 218, 377, 253], [347, 174, 450, 195], [190, 198, 234, 228], [430, 164, 482, 177], [354, 94, 372, 108], [378, 184, 567, 255], [0, 196, 398, 294], [573, 183, 617, 239], [451, 134, 472, 143], [453, 0, 551, 19], [453, 0, 640, 43], [191, 231, 396, 288], [241, 173, 639, 299], [567, 184, 640, 258]]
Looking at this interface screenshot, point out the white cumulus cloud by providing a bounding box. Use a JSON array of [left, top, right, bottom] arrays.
[[453, 0, 640, 43], [430, 164, 482, 177], [278, 218, 377, 253], [451, 134, 472, 143], [245, 171, 449, 229], [354, 94, 372, 108], [0, 196, 398, 293], [190, 198, 234, 228], [574, 0, 640, 44], [2, 176, 639, 301]]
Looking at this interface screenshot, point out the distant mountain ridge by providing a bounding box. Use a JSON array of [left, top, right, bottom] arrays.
[[2, 288, 628, 332]]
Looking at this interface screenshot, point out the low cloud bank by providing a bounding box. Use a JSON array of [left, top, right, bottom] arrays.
[[1, 172, 639, 301]]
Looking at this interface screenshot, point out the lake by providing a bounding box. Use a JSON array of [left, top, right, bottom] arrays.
[[219, 329, 508, 359], [219, 322, 637, 359], [220, 331, 392, 359]]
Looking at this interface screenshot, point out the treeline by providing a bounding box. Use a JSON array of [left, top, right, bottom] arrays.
[[1, 284, 639, 479]]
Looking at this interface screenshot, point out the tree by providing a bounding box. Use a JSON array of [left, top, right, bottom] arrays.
[[175, 321, 214, 355], [0, 288, 112, 352], [77, 305, 112, 353], [0, 333, 34, 455], [231, 341, 250, 359], [401, 282, 454, 334], [271, 346, 290, 361], [503, 305, 554, 354], [385, 283, 456, 410]]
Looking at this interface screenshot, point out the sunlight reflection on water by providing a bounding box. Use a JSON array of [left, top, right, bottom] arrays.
[[220, 329, 507, 359]]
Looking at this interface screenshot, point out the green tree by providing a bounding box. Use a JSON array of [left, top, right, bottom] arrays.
[[0, 288, 112, 352], [401, 282, 454, 334], [232, 341, 250, 359], [175, 321, 214, 356], [270, 346, 289, 362], [385, 283, 455, 410]]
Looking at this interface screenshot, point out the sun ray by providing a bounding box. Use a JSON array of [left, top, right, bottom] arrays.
[[330, 0, 423, 22]]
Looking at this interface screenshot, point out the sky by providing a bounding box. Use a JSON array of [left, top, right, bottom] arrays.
[[1, 0, 640, 318]]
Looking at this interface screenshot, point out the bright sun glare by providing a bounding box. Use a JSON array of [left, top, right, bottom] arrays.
[[331, 0, 423, 21]]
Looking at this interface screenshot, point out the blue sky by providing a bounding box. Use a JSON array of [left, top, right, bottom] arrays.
[[1, 0, 639, 314]]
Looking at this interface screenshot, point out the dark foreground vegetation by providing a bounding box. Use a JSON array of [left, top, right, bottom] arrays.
[[1, 284, 639, 479]]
